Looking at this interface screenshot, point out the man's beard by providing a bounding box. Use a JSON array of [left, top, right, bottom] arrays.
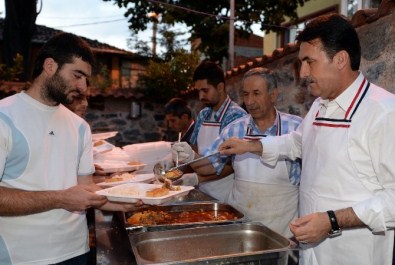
[[201, 99, 214, 108], [42, 73, 73, 105]]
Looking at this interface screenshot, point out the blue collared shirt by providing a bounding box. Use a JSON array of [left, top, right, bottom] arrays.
[[189, 96, 247, 145], [204, 110, 302, 185]]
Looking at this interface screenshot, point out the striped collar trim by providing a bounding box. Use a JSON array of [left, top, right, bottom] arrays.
[[313, 78, 370, 128], [203, 96, 232, 122], [217, 97, 232, 121], [201, 121, 221, 126], [244, 135, 266, 140], [246, 110, 282, 136]]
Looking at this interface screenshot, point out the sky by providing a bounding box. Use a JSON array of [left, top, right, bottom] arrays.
[[0, 0, 154, 51], [0, 0, 264, 53]]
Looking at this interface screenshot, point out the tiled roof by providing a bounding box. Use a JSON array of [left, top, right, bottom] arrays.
[[0, 18, 145, 98], [0, 18, 133, 55], [225, 43, 299, 78]]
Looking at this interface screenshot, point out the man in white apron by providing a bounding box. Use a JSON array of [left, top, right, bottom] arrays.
[[175, 67, 302, 235], [179, 60, 246, 202], [219, 14, 395, 265], [173, 67, 302, 264]]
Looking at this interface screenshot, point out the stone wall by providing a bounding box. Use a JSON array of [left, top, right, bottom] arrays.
[[225, 9, 395, 118], [85, 4, 395, 146], [84, 98, 168, 146], [226, 50, 312, 117], [358, 12, 395, 94]]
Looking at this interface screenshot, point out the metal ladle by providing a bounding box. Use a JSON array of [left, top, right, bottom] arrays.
[[153, 162, 168, 181], [166, 151, 220, 172], [153, 163, 182, 180], [153, 151, 220, 182], [153, 162, 183, 191]]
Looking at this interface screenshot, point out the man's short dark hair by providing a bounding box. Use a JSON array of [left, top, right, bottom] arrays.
[[32, 32, 95, 79], [193, 60, 225, 87], [164, 98, 192, 119], [296, 14, 361, 71]]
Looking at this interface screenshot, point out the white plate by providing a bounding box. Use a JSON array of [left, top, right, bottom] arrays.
[[96, 183, 194, 205], [95, 160, 146, 174], [96, 173, 156, 187], [92, 131, 118, 141], [93, 140, 115, 156]]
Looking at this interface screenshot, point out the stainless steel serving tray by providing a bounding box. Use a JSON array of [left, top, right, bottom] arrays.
[[129, 222, 296, 265], [120, 202, 246, 233]]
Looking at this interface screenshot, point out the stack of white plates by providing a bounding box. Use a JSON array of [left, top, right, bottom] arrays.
[[122, 141, 172, 172]]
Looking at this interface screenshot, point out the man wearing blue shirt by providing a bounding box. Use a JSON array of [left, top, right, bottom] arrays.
[[185, 60, 247, 202], [173, 67, 302, 240]]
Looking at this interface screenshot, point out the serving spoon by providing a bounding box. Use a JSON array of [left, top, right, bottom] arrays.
[[153, 151, 220, 185], [166, 151, 220, 172]]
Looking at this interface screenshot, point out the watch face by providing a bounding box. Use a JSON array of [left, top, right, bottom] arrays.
[[328, 229, 342, 238]]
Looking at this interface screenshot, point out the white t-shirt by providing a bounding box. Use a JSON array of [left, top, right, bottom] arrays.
[[0, 91, 95, 265]]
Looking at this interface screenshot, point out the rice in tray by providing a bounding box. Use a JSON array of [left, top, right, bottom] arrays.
[[107, 186, 141, 196]]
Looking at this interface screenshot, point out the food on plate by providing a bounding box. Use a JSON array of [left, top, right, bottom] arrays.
[[164, 169, 183, 179], [107, 186, 140, 196], [162, 179, 181, 191], [146, 187, 169, 197], [94, 160, 144, 173], [104, 177, 123, 183], [104, 172, 135, 183], [93, 140, 105, 147], [127, 161, 144, 166], [127, 209, 239, 225]]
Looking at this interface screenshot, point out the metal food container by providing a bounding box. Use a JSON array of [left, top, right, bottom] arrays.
[[129, 222, 296, 265], [120, 202, 246, 233]]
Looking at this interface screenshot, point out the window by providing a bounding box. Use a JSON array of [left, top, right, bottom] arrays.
[[346, 0, 381, 17], [279, 5, 339, 48], [121, 61, 146, 89]]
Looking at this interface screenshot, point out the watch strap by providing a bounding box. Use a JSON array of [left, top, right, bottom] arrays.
[[327, 210, 342, 236]]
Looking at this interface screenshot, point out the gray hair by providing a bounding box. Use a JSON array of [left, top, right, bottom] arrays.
[[242, 67, 278, 92]]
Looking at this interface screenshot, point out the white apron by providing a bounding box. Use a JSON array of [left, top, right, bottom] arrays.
[[300, 79, 393, 265], [197, 100, 234, 202], [228, 119, 298, 238]]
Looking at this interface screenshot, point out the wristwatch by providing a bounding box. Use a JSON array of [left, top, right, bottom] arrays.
[[327, 210, 342, 237]]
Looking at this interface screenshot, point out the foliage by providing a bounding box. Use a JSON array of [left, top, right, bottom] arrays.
[[0, 54, 24, 81], [104, 0, 309, 62], [138, 50, 200, 103], [127, 25, 188, 60], [127, 37, 153, 57], [157, 27, 188, 60]]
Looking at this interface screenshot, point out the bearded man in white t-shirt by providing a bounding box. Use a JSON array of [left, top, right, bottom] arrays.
[[0, 33, 137, 265]]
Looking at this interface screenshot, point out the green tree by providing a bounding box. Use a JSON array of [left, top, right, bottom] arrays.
[[128, 24, 188, 61], [138, 50, 200, 103], [127, 37, 153, 57], [104, 0, 308, 62], [0, 54, 24, 81]]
